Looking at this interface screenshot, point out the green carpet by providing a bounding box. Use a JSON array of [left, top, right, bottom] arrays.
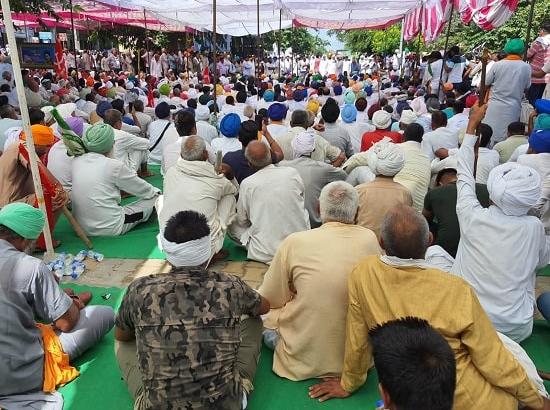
[[538, 265, 550, 277], [51, 164, 248, 261], [58, 285, 550, 410]]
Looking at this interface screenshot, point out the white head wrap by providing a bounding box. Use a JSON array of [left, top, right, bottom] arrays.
[[366, 137, 405, 176], [372, 110, 392, 129], [56, 103, 76, 119], [291, 130, 316, 158], [195, 105, 210, 121], [400, 109, 418, 125], [161, 235, 212, 267], [41, 106, 55, 124], [486, 163, 541, 216]]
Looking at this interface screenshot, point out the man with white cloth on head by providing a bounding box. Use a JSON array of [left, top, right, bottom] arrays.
[[157, 136, 238, 258], [355, 138, 413, 239], [230, 140, 310, 264], [428, 104, 550, 343], [279, 131, 347, 228], [195, 105, 219, 144], [115, 210, 270, 410]]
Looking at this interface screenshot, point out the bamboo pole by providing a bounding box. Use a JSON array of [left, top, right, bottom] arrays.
[[438, 1, 455, 87], [144, 10, 151, 74], [1, 0, 54, 258], [213, 0, 218, 111], [523, 0, 537, 60], [278, 9, 282, 79]]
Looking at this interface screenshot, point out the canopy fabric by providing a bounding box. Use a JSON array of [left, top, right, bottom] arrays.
[[4, 0, 518, 42], [403, 0, 519, 43]]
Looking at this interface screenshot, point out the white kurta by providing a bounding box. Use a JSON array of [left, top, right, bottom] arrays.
[[476, 147, 500, 184], [452, 134, 550, 342], [113, 128, 149, 173], [210, 136, 242, 157], [231, 164, 310, 263], [421, 127, 459, 161], [72, 153, 159, 236], [394, 141, 431, 211], [147, 120, 178, 165], [195, 120, 219, 144], [159, 159, 237, 253], [483, 60, 531, 145], [47, 140, 73, 194]]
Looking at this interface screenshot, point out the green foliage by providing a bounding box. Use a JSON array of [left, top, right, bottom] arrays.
[[262, 28, 329, 56], [421, 1, 550, 53], [1, 0, 69, 16], [329, 24, 402, 54]]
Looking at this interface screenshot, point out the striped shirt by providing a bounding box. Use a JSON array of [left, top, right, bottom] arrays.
[[527, 35, 550, 84]]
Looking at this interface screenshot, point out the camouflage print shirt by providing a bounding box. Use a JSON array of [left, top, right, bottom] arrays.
[[115, 266, 262, 410]]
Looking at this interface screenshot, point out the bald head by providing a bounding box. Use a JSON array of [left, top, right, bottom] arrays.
[[380, 205, 431, 259], [245, 140, 272, 170], [181, 135, 208, 161]]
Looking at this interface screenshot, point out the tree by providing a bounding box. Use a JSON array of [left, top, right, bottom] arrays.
[[329, 24, 401, 54], [262, 28, 329, 56], [0, 0, 69, 16]]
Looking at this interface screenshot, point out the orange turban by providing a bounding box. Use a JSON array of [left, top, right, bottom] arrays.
[[20, 125, 55, 146], [86, 76, 94, 87]]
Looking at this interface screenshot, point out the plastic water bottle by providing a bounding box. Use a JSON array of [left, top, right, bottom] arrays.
[[87, 251, 104, 262], [70, 262, 86, 279], [375, 400, 386, 410], [74, 250, 88, 262]]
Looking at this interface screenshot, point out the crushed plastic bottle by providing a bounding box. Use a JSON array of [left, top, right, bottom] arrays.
[[70, 262, 86, 279], [87, 251, 104, 262], [74, 250, 88, 262], [375, 400, 386, 410]]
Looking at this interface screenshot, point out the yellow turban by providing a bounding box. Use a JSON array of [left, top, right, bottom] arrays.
[[306, 99, 320, 114]]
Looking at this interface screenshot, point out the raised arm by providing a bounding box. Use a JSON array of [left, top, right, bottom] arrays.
[[456, 103, 487, 217]]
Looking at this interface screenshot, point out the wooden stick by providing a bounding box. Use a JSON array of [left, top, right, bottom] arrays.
[[62, 206, 94, 249], [478, 47, 490, 106]]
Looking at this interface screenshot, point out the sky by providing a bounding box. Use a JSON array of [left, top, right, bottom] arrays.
[[309, 29, 345, 51]]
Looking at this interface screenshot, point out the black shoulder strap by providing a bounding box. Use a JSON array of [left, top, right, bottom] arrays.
[[149, 122, 171, 152]]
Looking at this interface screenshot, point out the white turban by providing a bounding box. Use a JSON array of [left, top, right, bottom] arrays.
[[56, 103, 76, 119], [291, 130, 316, 158], [161, 235, 212, 267], [366, 137, 405, 176], [372, 110, 392, 130], [400, 109, 417, 125], [41, 106, 55, 124], [195, 105, 210, 121], [486, 163, 541, 216]]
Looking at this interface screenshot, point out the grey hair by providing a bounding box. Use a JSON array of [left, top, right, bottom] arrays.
[[244, 142, 272, 169], [103, 109, 122, 127], [319, 181, 358, 224], [380, 205, 430, 259], [181, 135, 206, 161]]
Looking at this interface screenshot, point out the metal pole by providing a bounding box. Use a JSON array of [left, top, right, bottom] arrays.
[[399, 18, 405, 78], [213, 0, 218, 111], [144, 10, 150, 75], [439, 0, 455, 85], [278, 9, 282, 78], [256, 0, 260, 82], [1, 0, 54, 257], [69, 0, 77, 58], [523, 0, 537, 60]]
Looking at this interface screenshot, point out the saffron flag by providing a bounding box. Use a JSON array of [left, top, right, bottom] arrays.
[[54, 36, 67, 79]]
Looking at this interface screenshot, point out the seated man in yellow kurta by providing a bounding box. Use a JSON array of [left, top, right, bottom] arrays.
[[309, 205, 549, 410], [258, 181, 381, 381]]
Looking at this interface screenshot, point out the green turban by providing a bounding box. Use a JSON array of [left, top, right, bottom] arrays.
[[503, 38, 525, 55], [159, 83, 171, 96], [0, 203, 45, 239], [83, 123, 115, 154], [344, 90, 356, 104], [106, 88, 117, 99], [535, 113, 550, 130]]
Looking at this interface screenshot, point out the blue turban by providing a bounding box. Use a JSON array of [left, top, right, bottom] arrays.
[[96, 101, 112, 118], [220, 113, 241, 138], [267, 103, 287, 121], [293, 90, 305, 102], [364, 85, 373, 97], [263, 90, 275, 102], [333, 85, 343, 96], [341, 104, 357, 123], [529, 129, 550, 153], [535, 99, 550, 115]]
